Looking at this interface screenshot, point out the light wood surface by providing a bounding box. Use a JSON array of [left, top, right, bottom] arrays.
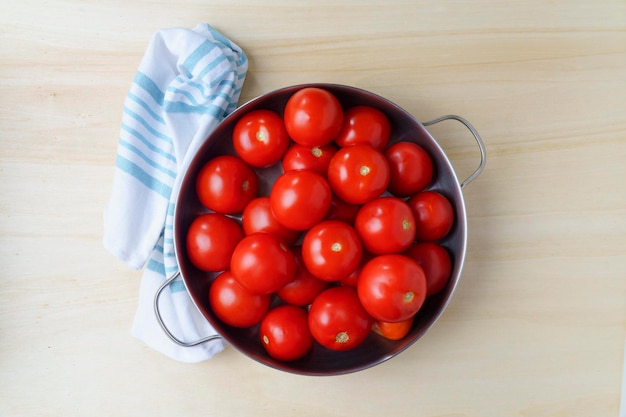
[[1, 1, 625, 416]]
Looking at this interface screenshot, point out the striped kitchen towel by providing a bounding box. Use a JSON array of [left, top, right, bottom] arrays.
[[103, 24, 248, 362]]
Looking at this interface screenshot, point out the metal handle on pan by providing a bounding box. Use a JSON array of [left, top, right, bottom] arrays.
[[154, 271, 222, 347], [423, 115, 486, 189]]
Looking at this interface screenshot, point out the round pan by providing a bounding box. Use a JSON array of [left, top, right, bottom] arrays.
[[169, 83, 485, 375]]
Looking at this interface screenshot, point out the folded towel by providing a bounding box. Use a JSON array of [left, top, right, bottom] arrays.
[[103, 23, 248, 362]]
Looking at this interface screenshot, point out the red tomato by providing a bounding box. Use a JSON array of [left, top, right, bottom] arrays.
[[357, 254, 427, 322], [372, 316, 414, 341], [281, 143, 337, 177], [283, 87, 343, 147], [334, 105, 391, 151], [269, 170, 332, 231], [232, 109, 290, 168], [308, 287, 373, 351], [260, 305, 314, 361], [408, 191, 454, 241], [301, 220, 363, 282], [277, 246, 330, 306], [209, 270, 271, 328], [339, 251, 373, 288], [186, 213, 244, 272], [196, 155, 258, 214], [404, 242, 452, 296], [324, 195, 361, 225], [327, 144, 390, 205], [230, 233, 296, 294], [241, 197, 300, 245], [355, 197, 416, 254], [384, 141, 433, 197]]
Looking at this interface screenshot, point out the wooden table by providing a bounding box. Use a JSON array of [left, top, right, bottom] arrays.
[[1, 1, 624, 416]]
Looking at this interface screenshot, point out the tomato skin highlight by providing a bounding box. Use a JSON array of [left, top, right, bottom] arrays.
[[408, 191, 455, 241], [308, 287, 373, 351], [269, 170, 332, 231], [260, 305, 314, 361], [233, 109, 290, 168], [230, 233, 297, 295], [384, 141, 434, 197], [334, 105, 391, 151], [327, 144, 390, 205], [355, 197, 416, 255], [186, 213, 244, 272], [284, 87, 344, 147], [301, 220, 363, 282], [357, 254, 427, 323], [195, 155, 258, 214], [404, 242, 452, 296], [209, 270, 271, 328]]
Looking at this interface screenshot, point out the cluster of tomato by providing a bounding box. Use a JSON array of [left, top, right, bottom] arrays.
[[186, 87, 454, 362]]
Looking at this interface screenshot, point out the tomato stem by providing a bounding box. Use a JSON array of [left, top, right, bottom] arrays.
[[335, 331, 349, 344], [403, 291, 415, 303], [359, 166, 371, 176], [255, 130, 267, 142], [311, 147, 323, 158]]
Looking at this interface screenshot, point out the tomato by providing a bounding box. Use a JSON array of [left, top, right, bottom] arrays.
[[355, 197, 416, 254], [230, 233, 296, 294], [408, 191, 454, 241], [372, 316, 414, 341], [283, 87, 343, 147], [327, 144, 390, 205], [301, 220, 363, 282], [209, 270, 271, 328], [384, 141, 433, 197], [281, 143, 337, 177], [339, 251, 373, 288], [308, 287, 373, 351], [269, 170, 332, 231], [186, 213, 244, 272], [260, 305, 314, 361], [334, 105, 391, 151], [404, 242, 452, 296], [196, 155, 258, 214], [277, 246, 330, 306], [241, 197, 300, 245], [232, 109, 290, 168], [324, 194, 361, 225], [357, 254, 427, 322]]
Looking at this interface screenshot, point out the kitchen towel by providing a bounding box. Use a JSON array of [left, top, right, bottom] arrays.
[[103, 23, 248, 362]]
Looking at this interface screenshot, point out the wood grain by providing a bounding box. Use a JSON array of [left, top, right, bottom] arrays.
[[1, 1, 624, 416]]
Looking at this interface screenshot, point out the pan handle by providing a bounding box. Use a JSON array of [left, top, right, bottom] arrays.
[[154, 271, 222, 347], [423, 115, 486, 189]]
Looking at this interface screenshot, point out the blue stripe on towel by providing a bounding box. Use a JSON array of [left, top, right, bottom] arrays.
[[146, 258, 165, 275], [133, 72, 165, 104], [162, 101, 225, 117], [119, 123, 177, 163], [118, 139, 176, 179], [168, 280, 186, 293], [184, 40, 216, 71], [116, 155, 172, 198], [123, 107, 173, 144], [126, 93, 165, 124]]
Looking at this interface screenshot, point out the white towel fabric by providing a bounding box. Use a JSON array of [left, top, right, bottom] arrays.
[[103, 24, 248, 362]]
